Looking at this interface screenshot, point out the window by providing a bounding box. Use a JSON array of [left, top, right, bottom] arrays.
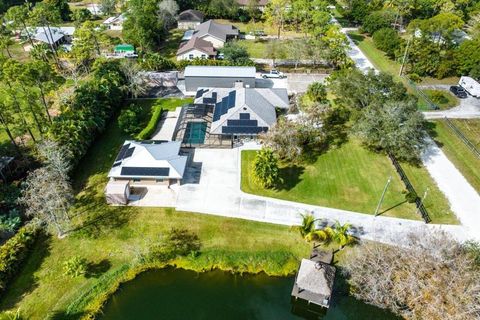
[[201, 54, 206, 59], [133, 178, 141, 182], [156, 179, 164, 183], [189, 54, 194, 59]]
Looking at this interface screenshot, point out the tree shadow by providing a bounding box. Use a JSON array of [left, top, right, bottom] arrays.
[[0, 233, 52, 309], [86, 259, 112, 278], [274, 165, 305, 191], [424, 121, 444, 147]]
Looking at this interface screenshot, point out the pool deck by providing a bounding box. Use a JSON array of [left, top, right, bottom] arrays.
[[151, 107, 182, 141]]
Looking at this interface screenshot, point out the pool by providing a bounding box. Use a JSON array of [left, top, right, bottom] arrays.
[[183, 122, 207, 144]]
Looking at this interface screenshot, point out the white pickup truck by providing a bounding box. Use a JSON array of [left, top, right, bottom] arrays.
[[459, 76, 480, 98], [261, 70, 286, 79]]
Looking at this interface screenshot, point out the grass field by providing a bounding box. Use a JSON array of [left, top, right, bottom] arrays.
[[214, 19, 303, 38], [430, 120, 480, 194], [0, 104, 310, 319], [241, 141, 456, 224], [424, 89, 459, 110], [160, 29, 185, 60]]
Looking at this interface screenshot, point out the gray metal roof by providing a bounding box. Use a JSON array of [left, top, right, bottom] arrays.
[[177, 37, 216, 56], [193, 20, 239, 42], [178, 9, 204, 22], [184, 66, 256, 78]]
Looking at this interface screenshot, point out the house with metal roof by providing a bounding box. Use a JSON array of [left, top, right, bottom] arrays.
[[177, 37, 217, 61], [193, 84, 289, 137], [236, 0, 270, 11], [184, 66, 256, 92], [31, 27, 75, 47], [107, 140, 188, 188], [191, 20, 239, 48], [103, 14, 126, 31], [177, 9, 204, 30]]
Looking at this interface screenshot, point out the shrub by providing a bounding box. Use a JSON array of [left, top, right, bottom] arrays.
[[428, 90, 449, 105], [221, 41, 250, 64], [118, 104, 142, 135], [405, 191, 418, 203], [139, 53, 177, 71], [0, 209, 22, 234], [253, 148, 281, 188], [305, 82, 328, 104], [407, 73, 421, 83], [372, 28, 400, 58], [63, 256, 88, 278], [136, 106, 164, 140], [0, 224, 39, 293]]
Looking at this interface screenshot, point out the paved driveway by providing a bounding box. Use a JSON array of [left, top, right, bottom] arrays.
[[420, 85, 480, 119]]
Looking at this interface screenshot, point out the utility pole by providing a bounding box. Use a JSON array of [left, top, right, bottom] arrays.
[[399, 37, 411, 77], [375, 176, 392, 216]]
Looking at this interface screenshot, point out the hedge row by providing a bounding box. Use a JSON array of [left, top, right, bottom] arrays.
[[0, 224, 39, 295], [135, 107, 164, 140]]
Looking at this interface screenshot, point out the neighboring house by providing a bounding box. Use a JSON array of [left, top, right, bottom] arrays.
[[236, 0, 270, 11], [31, 26, 75, 47], [103, 14, 126, 31], [107, 140, 188, 188], [176, 37, 217, 61], [177, 9, 204, 30], [86, 4, 103, 15], [191, 20, 239, 48], [184, 66, 256, 92], [194, 83, 289, 137]]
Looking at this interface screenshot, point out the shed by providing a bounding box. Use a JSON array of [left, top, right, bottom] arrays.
[[291, 259, 336, 309], [105, 180, 130, 205], [178, 9, 204, 30], [114, 44, 135, 54], [184, 66, 256, 92]]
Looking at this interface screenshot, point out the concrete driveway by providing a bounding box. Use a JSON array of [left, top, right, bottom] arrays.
[[420, 84, 480, 119], [255, 73, 328, 94]]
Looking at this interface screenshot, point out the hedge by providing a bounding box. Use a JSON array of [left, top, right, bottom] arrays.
[[135, 107, 164, 140], [0, 224, 39, 295]]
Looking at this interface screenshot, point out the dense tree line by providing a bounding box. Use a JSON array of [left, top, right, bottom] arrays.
[[340, 0, 480, 78]]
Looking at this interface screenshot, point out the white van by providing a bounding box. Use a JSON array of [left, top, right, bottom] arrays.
[[459, 76, 480, 98]]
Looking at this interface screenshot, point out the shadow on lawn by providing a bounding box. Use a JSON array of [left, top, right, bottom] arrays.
[[0, 234, 52, 310], [86, 259, 112, 278], [275, 165, 305, 191], [49, 310, 86, 320]]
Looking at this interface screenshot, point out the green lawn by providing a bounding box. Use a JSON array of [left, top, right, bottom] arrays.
[[160, 29, 185, 60], [241, 141, 457, 224], [424, 89, 459, 110], [429, 120, 480, 194], [214, 19, 303, 38], [0, 103, 310, 319]]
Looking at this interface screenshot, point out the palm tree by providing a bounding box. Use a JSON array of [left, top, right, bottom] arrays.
[[298, 213, 316, 240], [331, 221, 355, 249], [298, 213, 334, 244]]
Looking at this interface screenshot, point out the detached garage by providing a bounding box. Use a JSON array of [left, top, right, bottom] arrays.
[[184, 66, 256, 92]]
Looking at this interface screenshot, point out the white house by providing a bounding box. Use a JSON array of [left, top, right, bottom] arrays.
[[103, 14, 125, 31], [176, 37, 217, 61]]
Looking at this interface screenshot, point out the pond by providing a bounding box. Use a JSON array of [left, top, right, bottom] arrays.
[[100, 268, 399, 320]]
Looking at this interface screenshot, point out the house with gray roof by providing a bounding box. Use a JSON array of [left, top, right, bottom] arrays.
[[31, 27, 75, 47], [236, 0, 270, 11], [178, 9, 204, 30], [184, 66, 256, 92], [194, 84, 289, 137], [191, 20, 239, 48]]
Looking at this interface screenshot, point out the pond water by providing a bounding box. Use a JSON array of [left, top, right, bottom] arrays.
[[100, 268, 398, 320]]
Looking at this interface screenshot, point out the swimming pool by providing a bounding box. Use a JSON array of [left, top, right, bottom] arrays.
[[183, 122, 207, 144]]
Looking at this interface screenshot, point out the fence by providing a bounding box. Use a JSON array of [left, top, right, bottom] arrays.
[[444, 117, 480, 159], [402, 76, 439, 110], [387, 152, 432, 223]]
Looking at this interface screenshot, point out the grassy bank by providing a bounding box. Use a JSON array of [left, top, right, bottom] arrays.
[[241, 141, 457, 224], [0, 103, 310, 319], [430, 120, 480, 194]]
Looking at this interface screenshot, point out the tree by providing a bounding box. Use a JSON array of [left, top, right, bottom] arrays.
[[100, 0, 117, 16], [354, 99, 427, 162], [221, 41, 250, 64], [0, 34, 14, 58], [327, 69, 408, 110], [0, 101, 21, 153], [331, 221, 354, 249], [204, 0, 238, 19], [118, 104, 142, 135], [467, 12, 480, 38], [120, 60, 147, 98], [247, 0, 260, 23], [319, 25, 351, 68], [253, 148, 280, 188], [5, 5, 37, 53], [372, 28, 401, 57], [362, 10, 395, 34], [343, 231, 480, 319], [43, 0, 72, 21], [19, 141, 73, 237], [263, 0, 289, 39], [157, 0, 179, 30], [71, 8, 93, 26], [455, 37, 480, 78], [63, 256, 88, 277], [123, 0, 166, 51]]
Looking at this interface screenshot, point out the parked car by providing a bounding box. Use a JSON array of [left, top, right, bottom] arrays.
[[459, 76, 480, 98], [262, 70, 286, 79], [450, 85, 468, 98]]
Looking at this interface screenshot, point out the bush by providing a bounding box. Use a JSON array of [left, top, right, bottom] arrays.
[[405, 191, 418, 203], [253, 148, 281, 188], [139, 53, 177, 71], [0, 209, 22, 234], [136, 106, 164, 140], [372, 28, 400, 58], [118, 104, 142, 135], [221, 41, 250, 64], [63, 256, 88, 278], [407, 73, 422, 83], [0, 224, 39, 293], [176, 57, 255, 70], [305, 82, 328, 104]]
